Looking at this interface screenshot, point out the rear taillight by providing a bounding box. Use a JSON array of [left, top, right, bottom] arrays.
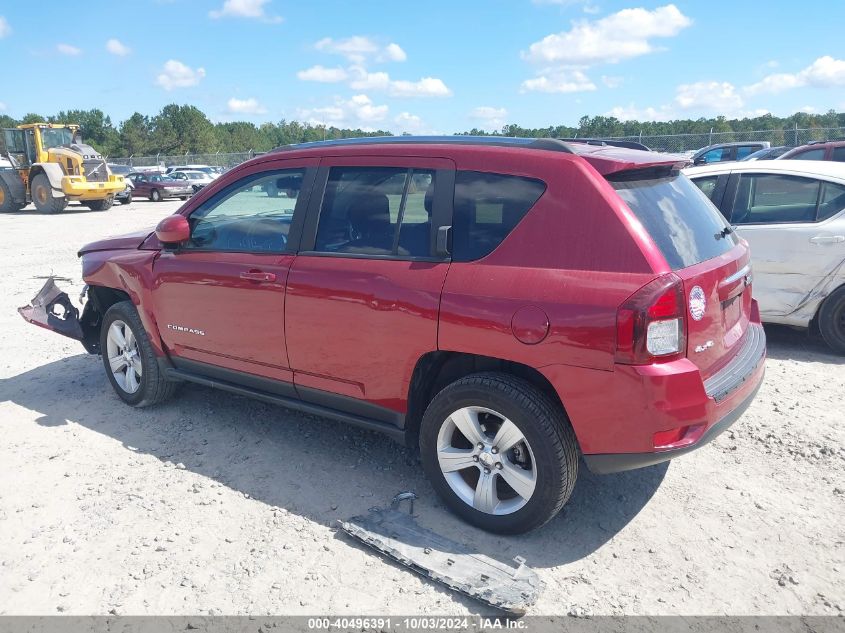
[[616, 273, 686, 364]]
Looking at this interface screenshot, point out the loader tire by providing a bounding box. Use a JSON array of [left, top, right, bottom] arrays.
[[86, 197, 114, 211], [31, 174, 67, 214], [0, 178, 23, 212]]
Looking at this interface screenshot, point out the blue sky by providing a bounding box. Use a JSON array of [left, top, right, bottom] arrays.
[[0, 0, 844, 133]]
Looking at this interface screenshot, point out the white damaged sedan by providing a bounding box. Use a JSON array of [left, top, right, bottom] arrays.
[[685, 160, 845, 353]]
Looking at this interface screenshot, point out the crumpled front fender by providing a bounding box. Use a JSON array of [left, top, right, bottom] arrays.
[[18, 278, 98, 353]]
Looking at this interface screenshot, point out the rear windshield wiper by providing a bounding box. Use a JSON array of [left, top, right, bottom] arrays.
[[715, 225, 734, 240]]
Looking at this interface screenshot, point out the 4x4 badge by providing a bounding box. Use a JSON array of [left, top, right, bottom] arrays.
[[689, 286, 706, 321]]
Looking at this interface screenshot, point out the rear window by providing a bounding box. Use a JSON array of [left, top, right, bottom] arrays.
[[611, 173, 738, 270]]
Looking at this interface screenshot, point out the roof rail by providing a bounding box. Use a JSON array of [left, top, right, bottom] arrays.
[[270, 135, 574, 154], [558, 138, 651, 151]]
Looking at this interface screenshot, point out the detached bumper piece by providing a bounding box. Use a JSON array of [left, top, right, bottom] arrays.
[[18, 277, 85, 341], [339, 493, 541, 615]]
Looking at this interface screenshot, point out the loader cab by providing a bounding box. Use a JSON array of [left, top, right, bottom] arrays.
[[1, 128, 36, 167]]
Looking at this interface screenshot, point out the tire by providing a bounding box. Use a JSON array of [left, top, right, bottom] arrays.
[[818, 285, 845, 354], [122, 192, 132, 205], [418, 372, 578, 534], [100, 301, 178, 407], [0, 178, 24, 212], [179, 196, 188, 200], [150, 189, 162, 202], [86, 197, 114, 211], [31, 173, 68, 213]]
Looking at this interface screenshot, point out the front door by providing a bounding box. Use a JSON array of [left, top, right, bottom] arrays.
[[285, 156, 454, 417], [151, 162, 315, 385]]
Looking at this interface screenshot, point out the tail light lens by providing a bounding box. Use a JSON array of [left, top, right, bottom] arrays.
[[616, 273, 686, 364]]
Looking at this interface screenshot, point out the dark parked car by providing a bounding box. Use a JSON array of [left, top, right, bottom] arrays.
[[740, 146, 791, 161], [128, 172, 193, 201], [692, 141, 771, 165], [779, 139, 845, 162], [20, 136, 765, 534]]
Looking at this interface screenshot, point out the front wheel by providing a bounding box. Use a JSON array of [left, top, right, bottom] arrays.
[[150, 189, 162, 202], [100, 301, 177, 407], [419, 373, 578, 534], [818, 286, 845, 354], [0, 178, 24, 212], [31, 173, 68, 213], [122, 192, 133, 205], [86, 197, 113, 211]]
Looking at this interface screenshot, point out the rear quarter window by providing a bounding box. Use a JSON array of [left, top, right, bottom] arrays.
[[611, 173, 738, 270]]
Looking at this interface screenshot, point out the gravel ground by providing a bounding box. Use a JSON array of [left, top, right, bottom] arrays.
[[0, 199, 843, 616]]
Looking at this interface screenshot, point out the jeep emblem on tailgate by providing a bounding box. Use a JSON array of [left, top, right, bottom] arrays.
[[689, 286, 706, 321]]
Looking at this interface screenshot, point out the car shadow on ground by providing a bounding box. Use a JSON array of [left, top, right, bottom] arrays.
[[1, 354, 668, 574], [762, 323, 844, 364]]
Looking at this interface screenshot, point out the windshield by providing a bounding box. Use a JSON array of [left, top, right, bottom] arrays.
[[611, 173, 738, 270], [39, 128, 74, 150]]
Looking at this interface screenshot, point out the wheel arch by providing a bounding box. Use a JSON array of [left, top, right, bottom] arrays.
[[78, 286, 134, 353], [404, 350, 569, 447], [31, 163, 66, 195]]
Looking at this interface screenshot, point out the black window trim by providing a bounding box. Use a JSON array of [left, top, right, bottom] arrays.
[[724, 171, 839, 226], [175, 165, 317, 255], [298, 164, 454, 262]]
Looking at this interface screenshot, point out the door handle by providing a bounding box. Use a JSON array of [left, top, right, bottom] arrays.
[[809, 235, 845, 245], [240, 271, 276, 282]]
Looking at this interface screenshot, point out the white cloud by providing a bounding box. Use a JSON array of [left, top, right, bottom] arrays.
[[0, 102, 6, 111], [106, 38, 130, 56], [0, 16, 10, 39], [349, 68, 391, 91], [675, 80, 743, 112], [746, 56, 845, 95], [389, 77, 452, 98], [209, 0, 282, 23], [521, 69, 596, 93], [298, 94, 389, 128], [601, 75, 623, 88], [57, 43, 81, 56], [313, 36, 406, 64], [297, 65, 348, 83], [384, 43, 407, 62], [394, 112, 424, 132], [606, 104, 671, 122], [156, 60, 206, 90], [470, 106, 508, 130], [226, 97, 267, 115], [523, 4, 691, 66]]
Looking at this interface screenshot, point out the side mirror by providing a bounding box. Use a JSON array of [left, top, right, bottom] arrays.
[[155, 214, 190, 246]]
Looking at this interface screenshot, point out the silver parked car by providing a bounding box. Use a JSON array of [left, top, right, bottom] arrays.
[[685, 160, 845, 352]]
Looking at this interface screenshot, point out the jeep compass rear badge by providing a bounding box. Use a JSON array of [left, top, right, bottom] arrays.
[[689, 286, 706, 321]]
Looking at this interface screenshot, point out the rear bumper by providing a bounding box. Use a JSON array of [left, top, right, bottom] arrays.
[[583, 372, 763, 474]]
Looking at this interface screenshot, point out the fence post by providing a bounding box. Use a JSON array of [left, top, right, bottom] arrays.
[[129, 154, 134, 168], [708, 128, 713, 145], [794, 123, 799, 147]]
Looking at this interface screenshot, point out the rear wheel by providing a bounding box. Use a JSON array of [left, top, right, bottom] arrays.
[[31, 173, 67, 213], [100, 301, 178, 407], [818, 286, 845, 354], [150, 189, 162, 202], [419, 373, 578, 534], [0, 178, 24, 212], [86, 197, 113, 211]]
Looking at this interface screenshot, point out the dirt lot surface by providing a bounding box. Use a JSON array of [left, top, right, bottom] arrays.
[[0, 199, 843, 616]]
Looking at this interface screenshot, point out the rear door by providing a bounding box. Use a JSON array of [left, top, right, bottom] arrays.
[[285, 155, 454, 416], [611, 172, 752, 379], [724, 171, 845, 320]]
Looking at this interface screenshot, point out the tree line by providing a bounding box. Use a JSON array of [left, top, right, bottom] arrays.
[[1, 105, 843, 158]]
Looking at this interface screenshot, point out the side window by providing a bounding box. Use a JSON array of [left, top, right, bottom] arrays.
[[735, 146, 757, 160], [185, 169, 304, 253], [832, 147, 845, 162], [818, 181, 845, 222], [313, 166, 435, 258], [691, 176, 719, 201], [699, 148, 727, 164], [792, 148, 826, 160], [731, 174, 821, 224], [452, 171, 546, 262]]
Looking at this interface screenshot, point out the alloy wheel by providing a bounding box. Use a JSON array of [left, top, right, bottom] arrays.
[[106, 319, 143, 394]]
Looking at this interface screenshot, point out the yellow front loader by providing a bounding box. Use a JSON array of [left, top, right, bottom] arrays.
[[0, 123, 124, 213]]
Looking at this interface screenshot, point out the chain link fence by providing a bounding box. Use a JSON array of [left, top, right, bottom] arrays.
[[107, 127, 845, 166], [107, 151, 255, 170], [603, 127, 845, 154]]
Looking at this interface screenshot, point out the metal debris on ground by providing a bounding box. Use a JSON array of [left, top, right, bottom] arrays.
[[339, 492, 541, 615]]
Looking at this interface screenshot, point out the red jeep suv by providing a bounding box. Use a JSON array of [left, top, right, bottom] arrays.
[[20, 136, 766, 534]]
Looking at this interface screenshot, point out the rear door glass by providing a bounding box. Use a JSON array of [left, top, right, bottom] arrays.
[[610, 173, 737, 270], [731, 174, 821, 224]]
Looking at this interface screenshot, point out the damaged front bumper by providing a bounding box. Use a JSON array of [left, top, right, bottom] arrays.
[[18, 278, 99, 353]]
